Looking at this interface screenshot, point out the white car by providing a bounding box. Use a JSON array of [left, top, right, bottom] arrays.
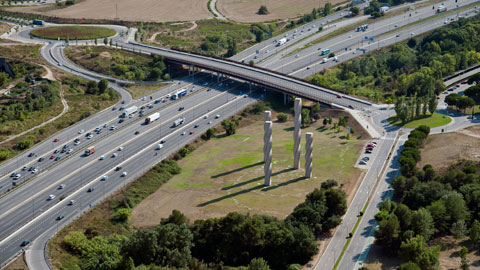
[[58, 184, 65, 189], [215, 114, 220, 119], [182, 131, 186, 136], [129, 114, 134, 118], [87, 134, 93, 139], [31, 168, 38, 174], [102, 175, 108, 181], [112, 153, 118, 157], [118, 146, 124, 151], [122, 172, 128, 177], [208, 120, 212, 124], [110, 125, 116, 130], [68, 200, 75, 205], [156, 144, 164, 150], [47, 194, 55, 200], [99, 155, 105, 160], [67, 149, 73, 154], [78, 129, 84, 134], [74, 140, 80, 145], [204, 115, 208, 119]]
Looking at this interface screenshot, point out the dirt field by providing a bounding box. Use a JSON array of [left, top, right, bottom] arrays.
[[217, 0, 345, 22], [10, 0, 212, 22], [0, 22, 11, 35], [131, 109, 370, 228], [418, 125, 480, 171], [4, 253, 28, 270]]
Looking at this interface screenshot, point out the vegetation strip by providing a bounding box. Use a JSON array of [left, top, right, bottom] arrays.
[[30, 26, 116, 40]]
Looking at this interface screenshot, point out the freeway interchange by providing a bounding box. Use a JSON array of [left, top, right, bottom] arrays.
[[1, 0, 480, 268]]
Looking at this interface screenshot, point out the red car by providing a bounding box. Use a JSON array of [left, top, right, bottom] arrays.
[[53, 138, 59, 142], [189, 131, 194, 135], [336, 95, 342, 98], [50, 155, 56, 159]]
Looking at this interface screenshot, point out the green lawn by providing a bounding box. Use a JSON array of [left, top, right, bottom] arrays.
[[30, 26, 116, 40], [388, 113, 452, 129]]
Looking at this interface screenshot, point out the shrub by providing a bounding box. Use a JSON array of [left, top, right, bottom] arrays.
[[258, 5, 269, 15], [113, 208, 132, 222], [277, 112, 288, 122]]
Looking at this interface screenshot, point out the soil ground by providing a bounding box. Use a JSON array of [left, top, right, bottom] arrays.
[[217, 0, 345, 22], [418, 125, 480, 171], [0, 22, 11, 35], [4, 253, 27, 270], [10, 0, 212, 22], [131, 108, 370, 228]]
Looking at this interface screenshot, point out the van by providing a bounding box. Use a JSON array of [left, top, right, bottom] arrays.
[[322, 58, 328, 63]]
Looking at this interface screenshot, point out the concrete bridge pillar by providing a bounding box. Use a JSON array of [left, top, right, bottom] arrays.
[[284, 93, 287, 105], [305, 132, 313, 178], [293, 98, 302, 169], [264, 111, 272, 163], [264, 121, 273, 186]]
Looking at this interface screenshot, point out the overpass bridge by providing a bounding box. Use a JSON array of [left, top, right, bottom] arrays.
[[129, 42, 375, 110]]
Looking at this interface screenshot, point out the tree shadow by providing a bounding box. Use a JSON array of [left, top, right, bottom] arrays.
[[283, 127, 294, 131], [222, 168, 294, 190], [212, 161, 264, 179]]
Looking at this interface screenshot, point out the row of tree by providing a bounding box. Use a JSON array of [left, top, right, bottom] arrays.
[[375, 126, 480, 270], [394, 95, 438, 124], [62, 183, 346, 270]]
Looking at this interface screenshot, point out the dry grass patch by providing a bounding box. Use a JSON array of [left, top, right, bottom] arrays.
[[0, 22, 12, 35], [217, 0, 346, 22], [125, 83, 173, 99], [418, 125, 480, 171], [10, 0, 212, 22], [131, 109, 369, 228]]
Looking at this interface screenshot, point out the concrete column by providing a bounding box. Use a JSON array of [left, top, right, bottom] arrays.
[[264, 111, 271, 121], [293, 98, 302, 169], [284, 93, 287, 105], [264, 111, 272, 163], [264, 121, 273, 186], [305, 132, 313, 178]]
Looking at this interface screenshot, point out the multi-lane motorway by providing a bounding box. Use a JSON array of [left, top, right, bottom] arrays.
[[1, 0, 479, 268]]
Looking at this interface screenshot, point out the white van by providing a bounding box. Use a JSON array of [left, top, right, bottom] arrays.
[[322, 58, 329, 63]]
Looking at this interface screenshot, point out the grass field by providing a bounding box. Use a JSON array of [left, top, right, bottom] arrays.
[[131, 108, 369, 227], [217, 0, 345, 22], [388, 113, 451, 129], [30, 26, 116, 40], [125, 83, 173, 99], [10, 0, 212, 22]]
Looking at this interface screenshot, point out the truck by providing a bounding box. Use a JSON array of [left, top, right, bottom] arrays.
[[276, 38, 287, 47], [145, 112, 160, 124], [173, 117, 185, 127], [121, 106, 138, 117], [437, 5, 447, 13], [171, 89, 187, 100], [85, 146, 95, 156], [32, 20, 44, 26], [320, 48, 330, 56]]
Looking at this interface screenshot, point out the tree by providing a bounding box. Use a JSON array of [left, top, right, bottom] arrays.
[[301, 108, 311, 127], [248, 258, 270, 270], [350, 6, 360, 16], [323, 118, 328, 125], [312, 102, 321, 113], [98, 78, 108, 94], [277, 112, 288, 122], [410, 208, 435, 241], [221, 120, 237, 135], [398, 262, 421, 270], [258, 5, 269, 14], [375, 214, 401, 247], [395, 97, 409, 124], [467, 72, 480, 84], [323, 2, 332, 16], [226, 37, 237, 57], [459, 246, 469, 270], [399, 235, 427, 262], [469, 219, 480, 246], [451, 220, 467, 239], [202, 128, 216, 140]]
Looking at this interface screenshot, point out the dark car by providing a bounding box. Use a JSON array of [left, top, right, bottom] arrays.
[[115, 166, 122, 171], [118, 119, 124, 123], [38, 157, 44, 162], [56, 215, 64, 220], [179, 107, 184, 111], [54, 149, 59, 154], [135, 131, 140, 135], [87, 187, 94, 192], [121, 101, 125, 104], [160, 140, 166, 144], [28, 152, 35, 157], [21, 240, 30, 246]]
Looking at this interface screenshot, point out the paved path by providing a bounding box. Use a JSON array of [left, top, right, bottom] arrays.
[[209, 0, 227, 20]]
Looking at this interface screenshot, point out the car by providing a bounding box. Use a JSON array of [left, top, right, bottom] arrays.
[[28, 152, 35, 157], [110, 125, 116, 130], [13, 173, 21, 180], [68, 200, 75, 205], [179, 106, 184, 111], [295, 54, 299, 58], [10, 172, 17, 177], [47, 194, 55, 200], [115, 166, 122, 171], [53, 138, 59, 142], [362, 157, 370, 162], [118, 119, 124, 123], [112, 107, 117, 111], [122, 172, 128, 177], [67, 149, 73, 154], [28, 166, 34, 171], [112, 153, 118, 157], [118, 146, 124, 151], [55, 156, 61, 161], [88, 187, 94, 192], [78, 129, 84, 134], [443, 91, 448, 94], [103, 123, 108, 128], [190, 131, 195, 135], [38, 157, 44, 162], [215, 114, 220, 119], [129, 114, 134, 118], [135, 131, 140, 135], [101, 175, 108, 181], [21, 240, 30, 247], [208, 120, 212, 124], [156, 144, 164, 150], [467, 115, 474, 119], [61, 149, 66, 153], [336, 95, 342, 98], [63, 144, 69, 149], [359, 160, 367, 165], [410, 32, 414, 36], [50, 155, 56, 159], [87, 134, 93, 139], [181, 131, 186, 135], [58, 184, 65, 190], [366, 149, 372, 154], [22, 166, 27, 171], [99, 155, 105, 160], [394, 24, 398, 27], [194, 124, 199, 128], [74, 140, 80, 145]]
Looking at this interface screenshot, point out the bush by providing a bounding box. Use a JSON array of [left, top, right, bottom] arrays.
[[16, 135, 35, 150], [258, 5, 269, 14], [113, 208, 131, 222], [277, 112, 288, 122]]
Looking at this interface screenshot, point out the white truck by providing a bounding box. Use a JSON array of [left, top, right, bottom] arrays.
[[437, 5, 447, 13], [276, 38, 287, 46], [145, 112, 160, 124], [173, 117, 185, 127], [121, 106, 138, 118]]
